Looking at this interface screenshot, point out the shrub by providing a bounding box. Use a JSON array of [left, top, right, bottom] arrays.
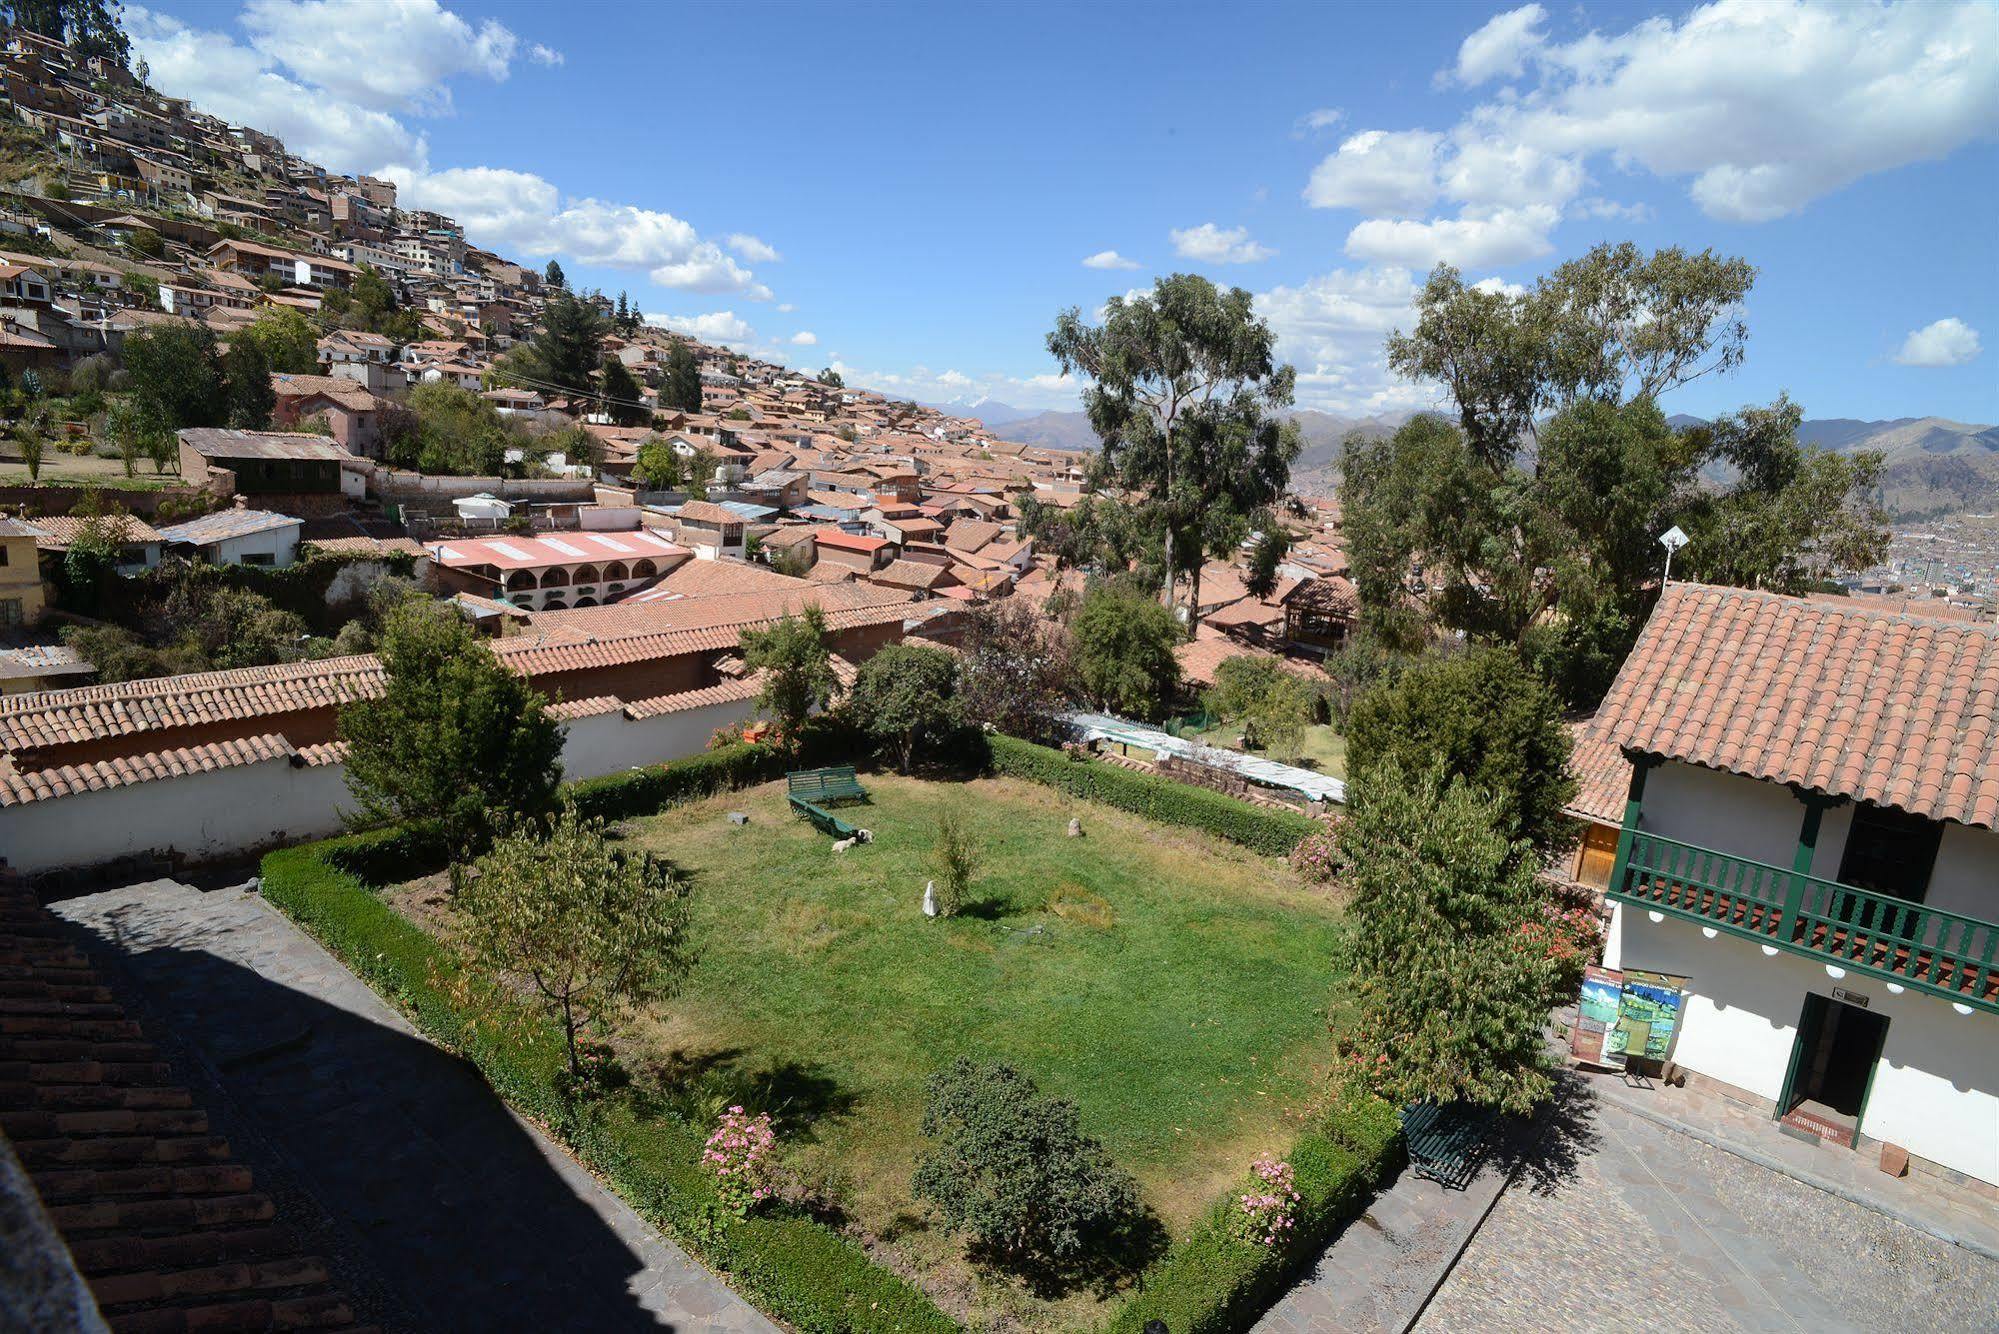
[[911, 1057, 1141, 1268], [1229, 1155, 1300, 1248], [985, 735, 1319, 858], [1287, 824, 1341, 884], [704, 1106, 779, 1218], [929, 811, 978, 917]]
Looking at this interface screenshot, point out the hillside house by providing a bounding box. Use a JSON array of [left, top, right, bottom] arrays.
[[0, 519, 45, 627], [156, 509, 303, 567]]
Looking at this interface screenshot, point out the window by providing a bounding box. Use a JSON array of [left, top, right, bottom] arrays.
[[1835, 803, 1941, 904], [0, 598, 21, 626], [0, 544, 8, 566], [239, 552, 275, 567]]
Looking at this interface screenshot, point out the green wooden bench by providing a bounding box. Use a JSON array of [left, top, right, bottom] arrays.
[[1401, 1101, 1497, 1190], [786, 766, 869, 839]]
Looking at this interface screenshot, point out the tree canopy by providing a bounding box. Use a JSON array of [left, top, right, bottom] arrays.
[[1070, 586, 1181, 721], [599, 355, 649, 427], [122, 323, 226, 431], [518, 292, 606, 398], [1048, 274, 1301, 617], [739, 607, 838, 743], [660, 341, 702, 413], [845, 643, 963, 773]]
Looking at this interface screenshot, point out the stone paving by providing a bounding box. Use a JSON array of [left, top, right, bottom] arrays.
[[52, 879, 775, 1334], [1418, 1095, 1999, 1333]]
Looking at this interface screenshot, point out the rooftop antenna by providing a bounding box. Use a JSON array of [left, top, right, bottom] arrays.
[[1659, 525, 1689, 585]]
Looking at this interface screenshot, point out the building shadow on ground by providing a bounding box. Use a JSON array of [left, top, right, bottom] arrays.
[[62, 907, 715, 1333]]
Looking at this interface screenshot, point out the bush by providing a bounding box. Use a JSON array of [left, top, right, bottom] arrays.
[[911, 1057, 1142, 1269], [985, 735, 1319, 858], [1287, 825, 1341, 884], [929, 811, 978, 917]]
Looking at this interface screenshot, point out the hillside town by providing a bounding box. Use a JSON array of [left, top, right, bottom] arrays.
[[0, 6, 1994, 1334]]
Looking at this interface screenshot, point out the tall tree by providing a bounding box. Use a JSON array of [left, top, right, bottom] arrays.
[[339, 603, 564, 869], [739, 608, 838, 744], [233, 306, 319, 374], [817, 366, 843, 389], [599, 355, 648, 427], [543, 259, 565, 289], [1048, 274, 1300, 618], [521, 292, 606, 398], [1070, 586, 1182, 721], [223, 335, 274, 429], [1338, 762, 1559, 1115], [845, 643, 963, 773], [122, 323, 226, 430], [661, 341, 702, 413]]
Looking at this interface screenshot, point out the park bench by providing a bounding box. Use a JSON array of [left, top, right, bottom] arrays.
[[786, 766, 869, 838], [1401, 1101, 1498, 1190]]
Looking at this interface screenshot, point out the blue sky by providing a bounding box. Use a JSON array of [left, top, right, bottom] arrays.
[[131, 0, 1997, 423]]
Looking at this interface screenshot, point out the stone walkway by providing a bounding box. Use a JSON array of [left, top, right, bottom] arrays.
[[1418, 1095, 1999, 1333], [51, 879, 775, 1334]]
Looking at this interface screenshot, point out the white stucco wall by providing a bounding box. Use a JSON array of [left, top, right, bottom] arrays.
[[0, 694, 758, 877], [209, 525, 301, 567], [1610, 905, 1999, 1185]]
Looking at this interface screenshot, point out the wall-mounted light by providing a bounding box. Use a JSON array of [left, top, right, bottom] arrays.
[[1886, 983, 1905, 995], [1701, 927, 1718, 938], [1648, 911, 1665, 923], [1953, 1002, 1975, 1016], [1761, 945, 1779, 956], [1825, 965, 1846, 980]]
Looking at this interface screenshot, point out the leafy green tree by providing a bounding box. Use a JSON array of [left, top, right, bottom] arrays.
[[123, 226, 163, 259], [520, 292, 606, 398], [339, 603, 565, 868], [123, 323, 226, 430], [1070, 586, 1181, 720], [846, 643, 963, 772], [600, 355, 648, 427], [14, 420, 44, 483], [543, 259, 565, 289], [1346, 646, 1575, 857], [401, 381, 513, 475], [1338, 762, 1558, 1114], [956, 598, 1073, 743], [929, 811, 979, 917], [1048, 273, 1301, 616], [223, 334, 275, 429], [817, 366, 843, 389], [1206, 654, 1314, 757], [322, 264, 423, 342], [1245, 525, 1289, 600], [234, 306, 320, 374], [453, 806, 691, 1079], [913, 1057, 1141, 1269], [52, 513, 118, 614], [739, 607, 838, 743], [661, 341, 702, 413], [630, 437, 682, 491]]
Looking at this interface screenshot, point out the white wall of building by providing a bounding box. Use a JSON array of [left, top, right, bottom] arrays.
[[1609, 903, 1999, 1185], [205, 524, 301, 568], [0, 694, 758, 877]]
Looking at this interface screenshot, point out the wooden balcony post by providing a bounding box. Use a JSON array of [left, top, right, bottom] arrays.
[[1610, 751, 1660, 894], [1784, 791, 1835, 938]]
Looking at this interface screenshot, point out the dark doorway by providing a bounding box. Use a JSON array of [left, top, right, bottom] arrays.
[[1781, 993, 1889, 1147], [1836, 803, 1941, 904]]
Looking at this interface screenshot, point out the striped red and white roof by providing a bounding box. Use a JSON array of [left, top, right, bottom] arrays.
[[428, 530, 687, 571]]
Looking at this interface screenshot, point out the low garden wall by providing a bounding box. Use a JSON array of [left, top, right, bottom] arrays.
[[256, 739, 1402, 1334]]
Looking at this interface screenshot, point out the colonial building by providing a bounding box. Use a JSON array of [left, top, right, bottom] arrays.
[[1596, 584, 1998, 1187]]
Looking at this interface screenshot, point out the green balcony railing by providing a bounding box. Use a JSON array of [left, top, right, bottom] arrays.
[[1610, 831, 1999, 1014]]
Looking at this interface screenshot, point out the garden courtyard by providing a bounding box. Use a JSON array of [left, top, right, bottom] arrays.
[[391, 772, 1348, 1326]]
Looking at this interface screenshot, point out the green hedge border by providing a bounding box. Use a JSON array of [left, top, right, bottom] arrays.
[[260, 738, 1396, 1334], [985, 734, 1323, 858]]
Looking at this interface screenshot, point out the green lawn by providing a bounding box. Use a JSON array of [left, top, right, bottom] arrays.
[[1190, 721, 1349, 777], [616, 774, 1343, 1322]]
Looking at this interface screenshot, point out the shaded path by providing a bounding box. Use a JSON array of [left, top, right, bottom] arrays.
[[52, 880, 775, 1334]]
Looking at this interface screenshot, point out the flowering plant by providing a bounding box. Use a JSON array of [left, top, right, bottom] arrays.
[[1288, 825, 1342, 884], [1230, 1154, 1300, 1247], [702, 1106, 778, 1217], [1515, 901, 1604, 990]]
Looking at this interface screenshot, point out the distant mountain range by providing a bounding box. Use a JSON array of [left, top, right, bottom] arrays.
[[979, 407, 1999, 517]]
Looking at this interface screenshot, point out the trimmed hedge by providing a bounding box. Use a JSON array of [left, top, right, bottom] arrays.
[[1106, 1093, 1405, 1334], [260, 822, 956, 1333], [986, 734, 1322, 858]]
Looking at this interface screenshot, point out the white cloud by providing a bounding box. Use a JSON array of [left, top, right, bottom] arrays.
[[1169, 223, 1276, 264], [726, 233, 781, 263], [645, 311, 755, 346], [1575, 197, 1652, 222], [239, 0, 524, 114], [1893, 317, 1981, 368], [777, 303, 797, 313], [1293, 107, 1345, 137], [1253, 265, 1436, 414], [1451, 4, 1547, 86], [1439, 137, 1583, 211], [529, 43, 563, 67], [1345, 205, 1560, 269], [1303, 130, 1443, 216], [790, 331, 819, 346], [1082, 249, 1141, 270]]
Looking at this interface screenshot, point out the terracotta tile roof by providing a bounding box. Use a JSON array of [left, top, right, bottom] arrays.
[[620, 675, 764, 718], [0, 657, 385, 754], [0, 733, 305, 806], [521, 582, 910, 641], [871, 558, 954, 591], [0, 887, 372, 1332], [673, 500, 742, 527], [544, 695, 622, 720], [302, 535, 425, 558], [1564, 715, 1627, 825], [1598, 582, 1999, 829], [25, 515, 165, 549]]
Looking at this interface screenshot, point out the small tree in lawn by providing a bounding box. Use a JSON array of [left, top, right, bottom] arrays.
[[739, 607, 838, 749], [454, 806, 692, 1081], [1071, 585, 1181, 721], [15, 421, 44, 483], [339, 603, 564, 874], [1206, 654, 1313, 756], [912, 1057, 1141, 1272], [930, 811, 978, 917], [847, 643, 962, 772], [1338, 762, 1559, 1115]]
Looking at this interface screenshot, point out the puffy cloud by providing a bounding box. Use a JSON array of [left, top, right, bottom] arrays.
[[1893, 318, 1981, 368], [1303, 130, 1443, 216], [529, 43, 563, 66], [1345, 205, 1560, 269], [1169, 223, 1276, 264], [1293, 107, 1345, 137], [239, 0, 528, 114], [777, 303, 797, 313], [790, 331, 819, 346], [1439, 137, 1582, 211], [1082, 249, 1141, 270], [726, 233, 782, 263], [1450, 4, 1547, 86], [1253, 266, 1437, 414], [645, 311, 756, 346]]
